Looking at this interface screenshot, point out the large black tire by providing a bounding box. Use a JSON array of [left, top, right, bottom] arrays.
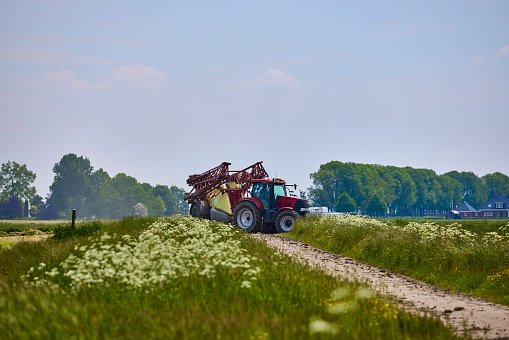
[[190, 201, 211, 219], [275, 210, 299, 233], [232, 201, 262, 232]]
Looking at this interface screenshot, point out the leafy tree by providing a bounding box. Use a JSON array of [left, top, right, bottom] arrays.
[[355, 163, 379, 209], [152, 185, 188, 215], [29, 194, 44, 218], [37, 194, 61, 220], [0, 161, 37, 201], [365, 193, 387, 217], [405, 168, 443, 216], [171, 186, 189, 214], [445, 171, 487, 208], [483, 172, 509, 197], [139, 183, 166, 216], [308, 166, 336, 210], [309, 161, 363, 211], [0, 196, 23, 219], [50, 154, 95, 218], [96, 173, 152, 219], [436, 175, 462, 212], [30, 204, 39, 217], [387, 167, 416, 216], [153, 196, 166, 216], [82, 168, 111, 218], [153, 185, 176, 215], [335, 192, 357, 213], [374, 165, 397, 209]]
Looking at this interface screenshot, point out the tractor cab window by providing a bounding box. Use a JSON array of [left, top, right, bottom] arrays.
[[274, 184, 287, 198], [252, 182, 270, 209], [252, 182, 287, 209]]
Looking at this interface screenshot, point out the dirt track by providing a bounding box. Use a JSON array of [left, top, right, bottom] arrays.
[[254, 234, 509, 340]]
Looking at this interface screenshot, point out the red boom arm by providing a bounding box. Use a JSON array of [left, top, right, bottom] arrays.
[[184, 161, 268, 204]]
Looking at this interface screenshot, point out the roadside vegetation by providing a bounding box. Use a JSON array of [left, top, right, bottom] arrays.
[[289, 215, 509, 306], [0, 220, 67, 237], [0, 216, 466, 339]]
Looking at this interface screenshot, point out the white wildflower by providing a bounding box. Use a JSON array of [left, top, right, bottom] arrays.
[[309, 318, 338, 335], [240, 280, 252, 289]]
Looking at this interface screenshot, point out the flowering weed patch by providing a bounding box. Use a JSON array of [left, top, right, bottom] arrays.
[[33, 216, 260, 290], [290, 215, 509, 306]]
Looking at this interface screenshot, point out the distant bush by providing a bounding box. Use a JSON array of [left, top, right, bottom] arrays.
[[37, 204, 61, 220], [0, 197, 23, 219], [2, 227, 23, 233], [53, 221, 103, 240]]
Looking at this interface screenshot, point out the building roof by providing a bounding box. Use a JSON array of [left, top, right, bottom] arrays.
[[479, 194, 509, 210], [455, 201, 478, 212]]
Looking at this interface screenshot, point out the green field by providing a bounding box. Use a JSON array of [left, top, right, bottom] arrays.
[[289, 215, 509, 306], [0, 216, 467, 339]]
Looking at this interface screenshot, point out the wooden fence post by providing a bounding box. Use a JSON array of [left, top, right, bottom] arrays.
[[72, 209, 76, 230]]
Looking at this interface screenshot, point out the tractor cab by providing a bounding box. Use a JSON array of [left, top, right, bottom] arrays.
[[251, 178, 287, 210]]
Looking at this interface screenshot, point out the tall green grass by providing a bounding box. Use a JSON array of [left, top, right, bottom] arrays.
[[0, 220, 67, 236], [289, 215, 509, 306], [0, 216, 467, 339]]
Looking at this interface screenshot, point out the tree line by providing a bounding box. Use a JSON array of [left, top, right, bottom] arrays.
[[3, 157, 509, 219], [307, 161, 509, 217], [0, 154, 188, 219]]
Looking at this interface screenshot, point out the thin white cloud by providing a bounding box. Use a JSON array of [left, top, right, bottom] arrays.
[[112, 63, 165, 84], [43, 70, 107, 91], [241, 69, 302, 89], [497, 45, 509, 58]]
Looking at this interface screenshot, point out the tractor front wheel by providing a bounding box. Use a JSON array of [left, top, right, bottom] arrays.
[[275, 210, 299, 233], [232, 201, 262, 233]]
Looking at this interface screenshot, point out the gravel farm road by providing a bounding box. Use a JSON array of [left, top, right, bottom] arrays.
[[254, 234, 509, 340]]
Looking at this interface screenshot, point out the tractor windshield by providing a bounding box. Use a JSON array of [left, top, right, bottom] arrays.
[[274, 184, 287, 197]]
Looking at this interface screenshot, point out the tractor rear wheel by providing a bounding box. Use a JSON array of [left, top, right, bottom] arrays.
[[190, 201, 211, 219], [275, 210, 299, 233], [232, 201, 262, 233]]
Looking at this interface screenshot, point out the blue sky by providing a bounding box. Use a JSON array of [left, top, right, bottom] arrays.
[[1, 0, 508, 198]]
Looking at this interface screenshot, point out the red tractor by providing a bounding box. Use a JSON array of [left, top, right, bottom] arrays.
[[184, 162, 309, 233]]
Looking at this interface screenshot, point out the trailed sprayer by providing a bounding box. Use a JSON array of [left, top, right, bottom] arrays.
[[183, 162, 309, 233]]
